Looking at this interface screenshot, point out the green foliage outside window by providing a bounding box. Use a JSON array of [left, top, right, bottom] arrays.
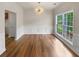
[[57, 15, 63, 34], [57, 12, 73, 34], [66, 12, 73, 33]]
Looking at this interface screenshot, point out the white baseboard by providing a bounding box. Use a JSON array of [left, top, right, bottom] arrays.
[[0, 48, 6, 55]]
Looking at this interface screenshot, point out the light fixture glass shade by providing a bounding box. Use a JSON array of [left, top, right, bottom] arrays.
[[35, 5, 44, 15]]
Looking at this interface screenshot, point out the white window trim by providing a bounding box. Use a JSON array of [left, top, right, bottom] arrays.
[[55, 10, 74, 45]]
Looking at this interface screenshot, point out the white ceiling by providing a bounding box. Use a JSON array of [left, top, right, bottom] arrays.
[[17, 2, 62, 10]]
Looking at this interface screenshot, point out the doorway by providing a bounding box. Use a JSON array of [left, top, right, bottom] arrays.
[[5, 10, 16, 48]]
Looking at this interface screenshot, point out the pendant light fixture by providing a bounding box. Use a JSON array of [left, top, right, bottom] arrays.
[[35, 2, 44, 15]]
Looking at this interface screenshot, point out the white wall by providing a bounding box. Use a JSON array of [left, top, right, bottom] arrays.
[[54, 2, 79, 56], [23, 9, 53, 34], [3, 3, 24, 40], [0, 3, 5, 55], [0, 2, 24, 55]]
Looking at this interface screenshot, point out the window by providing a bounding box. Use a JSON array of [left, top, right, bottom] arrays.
[[56, 10, 74, 44], [57, 15, 63, 35]]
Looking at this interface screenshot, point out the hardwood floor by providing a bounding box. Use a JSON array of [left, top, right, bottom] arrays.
[[1, 34, 77, 57]]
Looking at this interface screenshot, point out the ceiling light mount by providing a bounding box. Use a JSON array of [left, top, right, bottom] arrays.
[[38, 2, 40, 4], [53, 3, 56, 5]]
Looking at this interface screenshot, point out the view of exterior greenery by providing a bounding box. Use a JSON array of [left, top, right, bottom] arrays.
[[57, 15, 63, 34], [56, 11, 73, 43], [66, 12, 73, 32]]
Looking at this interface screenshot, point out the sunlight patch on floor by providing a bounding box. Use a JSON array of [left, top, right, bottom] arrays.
[[53, 38, 73, 57]]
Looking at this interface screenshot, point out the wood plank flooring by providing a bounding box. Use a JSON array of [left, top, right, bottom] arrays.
[[1, 34, 77, 57]]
